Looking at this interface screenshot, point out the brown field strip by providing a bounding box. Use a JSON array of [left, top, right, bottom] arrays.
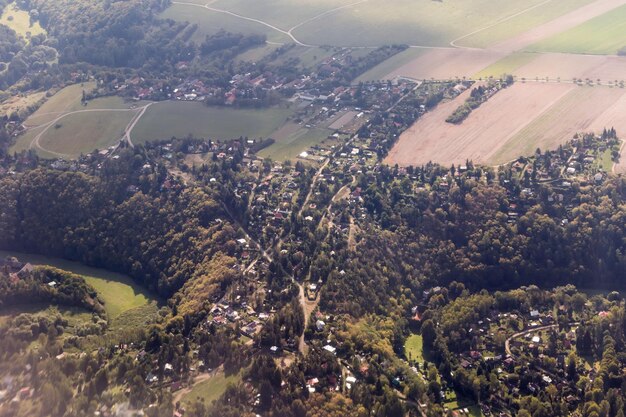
[[386, 83, 626, 167]]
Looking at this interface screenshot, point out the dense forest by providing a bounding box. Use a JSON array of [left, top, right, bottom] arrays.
[[0, 150, 241, 309]]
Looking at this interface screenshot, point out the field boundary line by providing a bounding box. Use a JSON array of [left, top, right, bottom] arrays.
[[28, 108, 139, 157], [172, 1, 313, 46], [170, 0, 457, 50], [288, 0, 368, 33]]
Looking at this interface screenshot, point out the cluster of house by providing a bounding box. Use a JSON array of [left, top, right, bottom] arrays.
[[0, 257, 34, 282]]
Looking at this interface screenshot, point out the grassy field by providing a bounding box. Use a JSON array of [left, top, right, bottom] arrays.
[[163, 0, 589, 48], [11, 86, 145, 158], [160, 3, 292, 44], [0, 250, 156, 319], [0, 91, 45, 118], [0, 304, 93, 330], [355, 48, 426, 82], [21, 82, 97, 126], [404, 333, 424, 363], [132, 101, 293, 144], [528, 4, 626, 55], [0, 2, 44, 39], [444, 391, 485, 417], [474, 52, 538, 79], [259, 126, 332, 161], [182, 370, 242, 406], [34, 110, 133, 156]]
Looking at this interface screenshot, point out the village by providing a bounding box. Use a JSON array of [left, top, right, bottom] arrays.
[[0, 70, 623, 416]]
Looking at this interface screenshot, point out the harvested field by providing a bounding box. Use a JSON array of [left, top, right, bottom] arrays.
[[385, 49, 504, 81], [387, 83, 626, 167], [512, 53, 626, 82], [382, 0, 626, 81], [491, 86, 626, 163], [385, 83, 575, 167]]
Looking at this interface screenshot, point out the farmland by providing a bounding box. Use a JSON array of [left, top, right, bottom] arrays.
[[162, 0, 595, 48], [131, 101, 294, 144], [490, 85, 626, 163], [528, 4, 626, 55], [386, 83, 626, 167], [0, 250, 157, 320], [355, 48, 426, 82]]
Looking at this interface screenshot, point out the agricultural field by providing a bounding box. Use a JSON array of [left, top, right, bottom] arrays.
[[355, 48, 426, 82], [491, 85, 626, 163], [131, 101, 294, 144], [386, 83, 626, 167], [162, 0, 594, 48], [528, 4, 626, 55], [0, 2, 45, 39], [0, 250, 157, 320], [473, 52, 538, 80], [384, 49, 502, 82], [455, 0, 594, 48]]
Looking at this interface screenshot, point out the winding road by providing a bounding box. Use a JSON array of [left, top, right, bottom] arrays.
[[26, 102, 156, 157], [504, 322, 579, 357]]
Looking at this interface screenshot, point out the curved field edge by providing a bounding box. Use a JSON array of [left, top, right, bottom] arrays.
[[0, 250, 158, 319]]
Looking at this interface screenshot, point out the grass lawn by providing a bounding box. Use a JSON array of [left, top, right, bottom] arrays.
[[258, 126, 332, 161], [21, 82, 98, 126], [528, 4, 626, 55], [182, 370, 242, 406], [596, 148, 615, 172], [0, 2, 44, 39], [474, 52, 537, 80], [404, 333, 424, 363], [0, 250, 157, 319], [444, 391, 485, 417], [162, 0, 591, 48], [355, 48, 426, 82], [132, 101, 294, 144]]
